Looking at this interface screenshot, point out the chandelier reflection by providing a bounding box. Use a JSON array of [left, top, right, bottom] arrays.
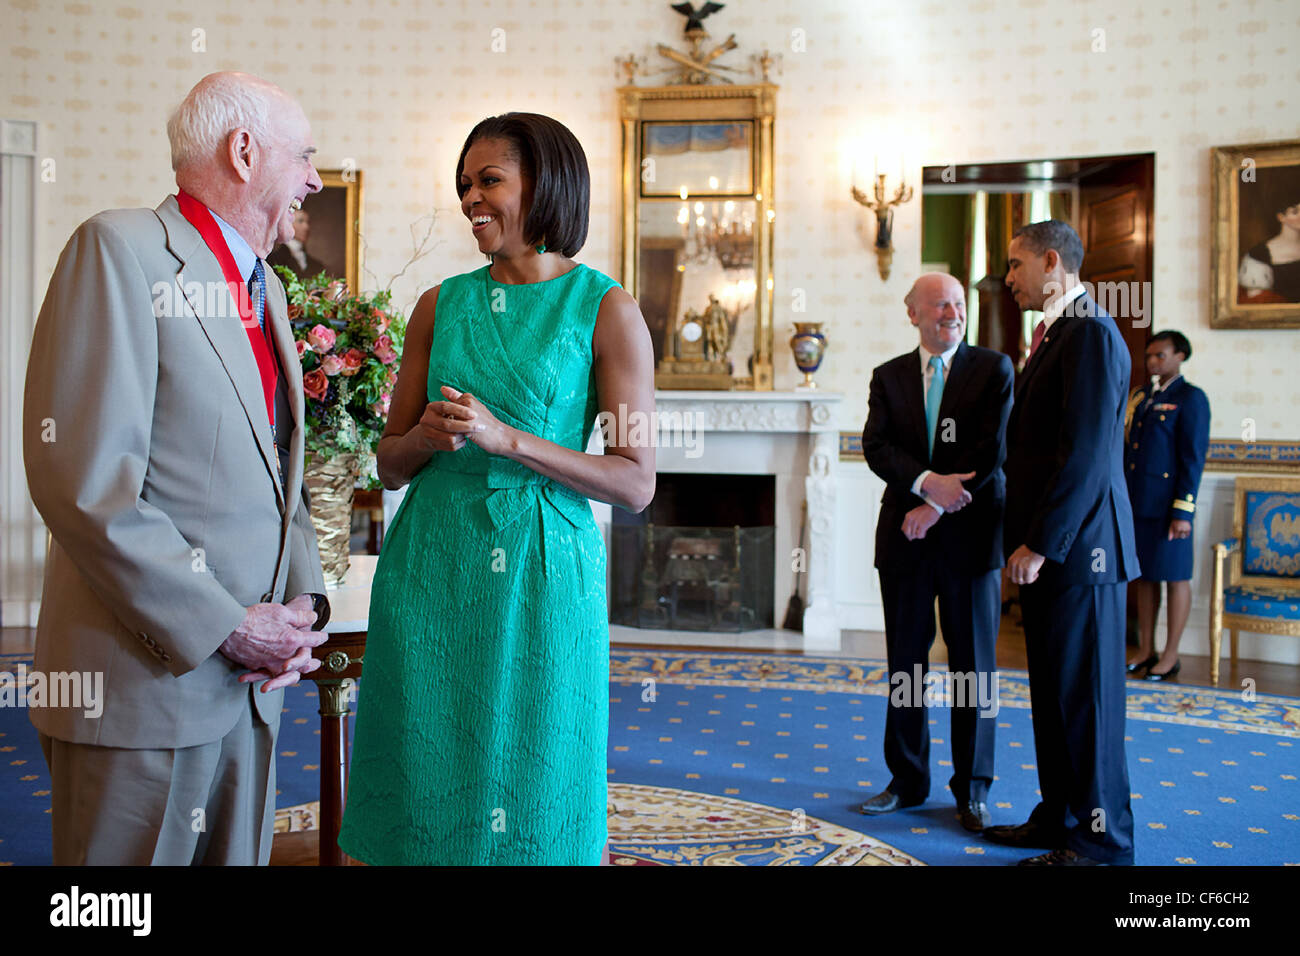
[[676, 179, 755, 271]]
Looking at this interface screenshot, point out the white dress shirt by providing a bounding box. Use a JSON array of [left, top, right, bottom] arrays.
[[911, 342, 961, 514]]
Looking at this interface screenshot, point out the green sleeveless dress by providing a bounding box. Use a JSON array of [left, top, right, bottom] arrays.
[[337, 263, 618, 865]]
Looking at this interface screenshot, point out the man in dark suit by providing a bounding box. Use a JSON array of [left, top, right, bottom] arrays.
[[988, 219, 1139, 865], [859, 273, 1014, 832], [267, 207, 329, 279]]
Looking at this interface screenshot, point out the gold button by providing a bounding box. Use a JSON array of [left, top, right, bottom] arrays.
[[1162, 472, 1169, 478], [1159, 414, 1166, 421], [1129, 463, 1135, 470], [1137, 422, 1143, 428], [1132, 442, 1138, 449]]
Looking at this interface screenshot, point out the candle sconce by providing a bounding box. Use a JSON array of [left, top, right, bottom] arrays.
[[850, 173, 914, 281]]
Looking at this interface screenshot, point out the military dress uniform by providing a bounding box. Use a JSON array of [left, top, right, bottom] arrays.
[[1124, 374, 1211, 581]]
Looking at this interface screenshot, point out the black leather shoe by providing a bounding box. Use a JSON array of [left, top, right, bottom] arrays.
[[1143, 659, 1181, 681], [858, 789, 923, 815], [958, 801, 991, 832], [1126, 654, 1158, 675], [1017, 848, 1107, 866], [982, 820, 1065, 849]]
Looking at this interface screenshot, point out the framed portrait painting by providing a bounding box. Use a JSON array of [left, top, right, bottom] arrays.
[[1211, 139, 1300, 328], [266, 168, 363, 293]]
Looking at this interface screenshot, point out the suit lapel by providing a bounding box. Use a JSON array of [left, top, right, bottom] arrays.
[[899, 348, 930, 458], [1015, 311, 1076, 402], [265, 272, 304, 488], [937, 342, 976, 423], [156, 196, 285, 511]]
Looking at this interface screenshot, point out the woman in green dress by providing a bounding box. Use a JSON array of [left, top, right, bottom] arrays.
[[337, 113, 655, 865]]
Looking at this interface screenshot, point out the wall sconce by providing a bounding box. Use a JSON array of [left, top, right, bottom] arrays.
[[850, 167, 913, 281]]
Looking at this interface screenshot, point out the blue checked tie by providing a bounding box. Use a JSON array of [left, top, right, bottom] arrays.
[[248, 259, 277, 452], [249, 258, 266, 331], [925, 354, 945, 455]]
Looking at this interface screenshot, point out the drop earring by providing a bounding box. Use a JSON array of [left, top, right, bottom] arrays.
[[535, 241, 547, 255]]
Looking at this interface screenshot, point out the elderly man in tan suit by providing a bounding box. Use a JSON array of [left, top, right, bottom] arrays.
[[23, 72, 332, 865]]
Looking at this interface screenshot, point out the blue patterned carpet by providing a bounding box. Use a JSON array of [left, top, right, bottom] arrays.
[[2, 649, 1298, 865]]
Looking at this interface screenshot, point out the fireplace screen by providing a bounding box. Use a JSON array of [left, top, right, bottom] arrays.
[[609, 524, 775, 631]]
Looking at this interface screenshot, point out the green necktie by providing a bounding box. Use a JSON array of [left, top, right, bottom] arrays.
[[925, 354, 944, 454]]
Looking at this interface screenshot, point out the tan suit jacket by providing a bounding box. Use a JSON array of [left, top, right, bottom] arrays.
[[23, 195, 327, 749]]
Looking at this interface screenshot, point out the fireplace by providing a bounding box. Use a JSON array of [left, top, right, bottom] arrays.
[[610, 474, 775, 631], [599, 390, 844, 649]]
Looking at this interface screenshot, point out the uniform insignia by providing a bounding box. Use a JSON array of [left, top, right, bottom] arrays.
[[1154, 403, 1178, 411]]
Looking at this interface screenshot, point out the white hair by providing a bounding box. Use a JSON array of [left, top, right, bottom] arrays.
[[166, 72, 286, 172]]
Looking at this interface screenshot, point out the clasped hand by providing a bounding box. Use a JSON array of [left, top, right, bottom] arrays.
[[219, 594, 326, 692], [921, 471, 975, 512], [417, 385, 511, 456]]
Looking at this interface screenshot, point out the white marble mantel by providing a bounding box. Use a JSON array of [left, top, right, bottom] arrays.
[[641, 389, 844, 650]]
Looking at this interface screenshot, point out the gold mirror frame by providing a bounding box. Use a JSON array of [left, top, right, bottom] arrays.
[[619, 83, 777, 390]]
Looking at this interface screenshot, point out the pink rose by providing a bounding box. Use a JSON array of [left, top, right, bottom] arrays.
[[303, 369, 328, 401], [374, 334, 397, 365], [340, 348, 365, 376], [373, 310, 390, 334], [321, 354, 345, 376], [306, 323, 336, 351], [372, 392, 391, 417], [296, 339, 308, 358]]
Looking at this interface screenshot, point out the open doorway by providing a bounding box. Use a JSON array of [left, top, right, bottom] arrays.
[[921, 154, 1154, 391]]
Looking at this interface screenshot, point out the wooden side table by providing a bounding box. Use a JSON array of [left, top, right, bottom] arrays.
[[309, 554, 375, 866]]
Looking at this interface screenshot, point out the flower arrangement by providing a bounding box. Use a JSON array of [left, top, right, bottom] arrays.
[[272, 267, 406, 468]]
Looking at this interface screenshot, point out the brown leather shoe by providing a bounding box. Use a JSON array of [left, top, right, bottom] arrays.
[[857, 789, 924, 815], [958, 801, 991, 832], [983, 820, 1065, 849]]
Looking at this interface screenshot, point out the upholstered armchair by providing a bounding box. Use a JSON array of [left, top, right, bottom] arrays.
[[1209, 476, 1300, 684]]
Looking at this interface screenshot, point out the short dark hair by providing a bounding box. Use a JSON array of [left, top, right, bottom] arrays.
[[455, 112, 590, 257], [1012, 219, 1085, 273], [1150, 329, 1192, 361]]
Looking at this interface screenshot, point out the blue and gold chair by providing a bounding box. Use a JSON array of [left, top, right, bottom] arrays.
[[1209, 476, 1300, 685]]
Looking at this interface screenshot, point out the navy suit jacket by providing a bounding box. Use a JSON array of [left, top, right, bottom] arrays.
[[1003, 295, 1139, 585], [863, 342, 1014, 574], [1124, 376, 1211, 522]]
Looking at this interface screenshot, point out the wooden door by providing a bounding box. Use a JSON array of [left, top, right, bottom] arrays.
[[1077, 156, 1154, 391]]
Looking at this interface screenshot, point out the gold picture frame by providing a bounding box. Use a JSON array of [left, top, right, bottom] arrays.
[[1211, 139, 1300, 328], [268, 168, 364, 294], [619, 83, 777, 390]]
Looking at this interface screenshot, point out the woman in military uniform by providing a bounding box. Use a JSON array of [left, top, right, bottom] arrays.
[[1124, 330, 1210, 681]]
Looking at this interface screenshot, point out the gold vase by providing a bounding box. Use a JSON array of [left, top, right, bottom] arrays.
[[304, 451, 362, 588]]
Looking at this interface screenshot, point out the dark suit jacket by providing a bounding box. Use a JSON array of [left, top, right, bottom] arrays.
[[862, 342, 1014, 574], [267, 243, 329, 280], [1124, 376, 1211, 521], [1003, 294, 1139, 585]]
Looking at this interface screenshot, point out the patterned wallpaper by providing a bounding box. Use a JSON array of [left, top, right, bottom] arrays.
[[4, 0, 1299, 435]]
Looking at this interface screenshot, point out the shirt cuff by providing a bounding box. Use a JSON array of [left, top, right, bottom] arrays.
[[912, 470, 932, 497], [924, 496, 944, 516]]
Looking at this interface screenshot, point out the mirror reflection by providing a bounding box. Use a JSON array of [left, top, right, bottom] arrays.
[[638, 199, 757, 386]]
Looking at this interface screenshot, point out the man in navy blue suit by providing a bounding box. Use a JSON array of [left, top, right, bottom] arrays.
[[859, 273, 1014, 833], [986, 220, 1139, 865]]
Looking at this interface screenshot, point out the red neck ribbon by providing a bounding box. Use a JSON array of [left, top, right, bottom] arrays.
[[175, 190, 278, 428]]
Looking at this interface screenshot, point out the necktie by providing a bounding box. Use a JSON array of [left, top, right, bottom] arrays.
[[248, 260, 277, 450], [925, 354, 945, 454], [1027, 319, 1047, 362], [249, 258, 267, 332]]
